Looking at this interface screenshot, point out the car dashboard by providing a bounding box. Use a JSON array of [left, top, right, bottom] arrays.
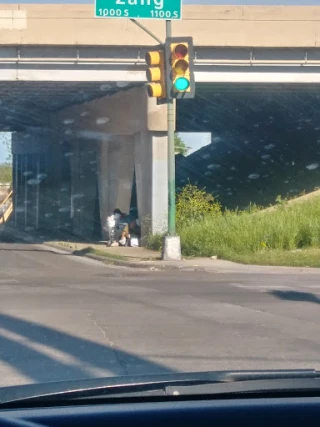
[[0, 396, 319, 427]]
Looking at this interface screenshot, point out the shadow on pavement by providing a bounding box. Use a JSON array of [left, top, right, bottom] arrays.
[[0, 223, 94, 246], [72, 248, 96, 257], [0, 247, 69, 255], [0, 313, 174, 385], [270, 290, 320, 305], [0, 224, 104, 258]]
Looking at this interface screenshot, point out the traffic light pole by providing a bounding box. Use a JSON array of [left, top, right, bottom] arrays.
[[130, 19, 163, 45], [133, 17, 181, 260], [161, 20, 182, 260], [166, 20, 176, 237]]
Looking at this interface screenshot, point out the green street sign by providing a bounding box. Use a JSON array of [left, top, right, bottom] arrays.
[[95, 0, 182, 20]]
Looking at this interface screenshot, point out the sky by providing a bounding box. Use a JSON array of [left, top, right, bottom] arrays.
[[0, 0, 319, 4], [0, 134, 11, 164], [178, 133, 212, 156], [0, 145, 8, 164]]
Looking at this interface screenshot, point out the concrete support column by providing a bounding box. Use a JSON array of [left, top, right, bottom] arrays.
[[70, 139, 81, 236], [134, 132, 168, 240], [12, 129, 52, 232], [98, 136, 135, 238], [98, 140, 109, 235], [52, 85, 169, 242], [70, 139, 99, 238]]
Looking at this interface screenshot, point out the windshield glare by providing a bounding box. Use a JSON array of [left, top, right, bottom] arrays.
[[0, 0, 319, 390]]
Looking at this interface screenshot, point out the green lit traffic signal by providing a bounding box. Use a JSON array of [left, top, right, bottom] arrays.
[[165, 37, 195, 100]]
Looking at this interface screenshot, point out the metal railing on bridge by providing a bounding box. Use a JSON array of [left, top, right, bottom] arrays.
[[0, 189, 13, 224]]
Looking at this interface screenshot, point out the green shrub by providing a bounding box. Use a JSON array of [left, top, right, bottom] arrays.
[[146, 233, 163, 251], [176, 183, 221, 225]]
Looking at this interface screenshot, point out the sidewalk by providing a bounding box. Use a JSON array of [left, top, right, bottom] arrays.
[[43, 239, 320, 275]]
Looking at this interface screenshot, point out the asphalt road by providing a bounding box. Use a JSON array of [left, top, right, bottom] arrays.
[[0, 241, 319, 387]]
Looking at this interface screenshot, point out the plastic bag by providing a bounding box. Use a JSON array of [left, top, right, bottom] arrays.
[[107, 215, 116, 229], [119, 237, 127, 246], [130, 237, 139, 247], [105, 215, 116, 242]]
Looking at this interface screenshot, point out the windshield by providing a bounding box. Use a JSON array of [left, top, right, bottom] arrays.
[[0, 0, 319, 390]]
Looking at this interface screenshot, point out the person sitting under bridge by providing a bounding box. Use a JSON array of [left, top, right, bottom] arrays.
[[105, 208, 140, 247]]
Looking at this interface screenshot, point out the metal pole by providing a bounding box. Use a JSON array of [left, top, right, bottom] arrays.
[[24, 156, 28, 229], [14, 157, 18, 226], [130, 19, 163, 45], [36, 160, 40, 230], [166, 20, 176, 236]]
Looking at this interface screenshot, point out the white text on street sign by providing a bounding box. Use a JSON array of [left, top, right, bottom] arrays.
[[95, 0, 182, 20]]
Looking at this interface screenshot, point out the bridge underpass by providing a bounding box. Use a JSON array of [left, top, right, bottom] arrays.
[[3, 62, 320, 242], [6, 79, 167, 241], [5, 80, 320, 242]]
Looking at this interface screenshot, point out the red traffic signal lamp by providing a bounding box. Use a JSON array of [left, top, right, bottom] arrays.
[[165, 37, 195, 100]]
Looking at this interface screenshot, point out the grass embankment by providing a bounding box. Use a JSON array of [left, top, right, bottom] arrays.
[[225, 248, 320, 268], [148, 195, 320, 267]]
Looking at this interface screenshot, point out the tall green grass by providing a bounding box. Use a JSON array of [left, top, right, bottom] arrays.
[[177, 197, 320, 258], [0, 163, 12, 183]]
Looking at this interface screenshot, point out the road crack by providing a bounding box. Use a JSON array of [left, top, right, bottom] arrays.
[[87, 313, 129, 375]]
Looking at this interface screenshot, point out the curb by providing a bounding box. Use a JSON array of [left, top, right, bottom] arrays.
[[32, 241, 320, 275], [0, 226, 211, 273], [42, 242, 185, 272]]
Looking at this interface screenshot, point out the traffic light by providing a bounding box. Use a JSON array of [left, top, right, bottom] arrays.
[[165, 37, 195, 100], [145, 48, 166, 100]]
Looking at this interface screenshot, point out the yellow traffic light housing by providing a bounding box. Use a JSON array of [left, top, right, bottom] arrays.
[[145, 49, 166, 100], [165, 37, 195, 100]]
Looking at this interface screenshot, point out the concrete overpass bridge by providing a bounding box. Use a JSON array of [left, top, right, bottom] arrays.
[[2, 3, 320, 241]]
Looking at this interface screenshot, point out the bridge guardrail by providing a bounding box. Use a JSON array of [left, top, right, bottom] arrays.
[[0, 190, 13, 224]]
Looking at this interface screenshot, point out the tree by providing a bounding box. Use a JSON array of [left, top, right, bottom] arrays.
[[0, 164, 12, 183], [174, 133, 190, 156], [0, 133, 12, 183]]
